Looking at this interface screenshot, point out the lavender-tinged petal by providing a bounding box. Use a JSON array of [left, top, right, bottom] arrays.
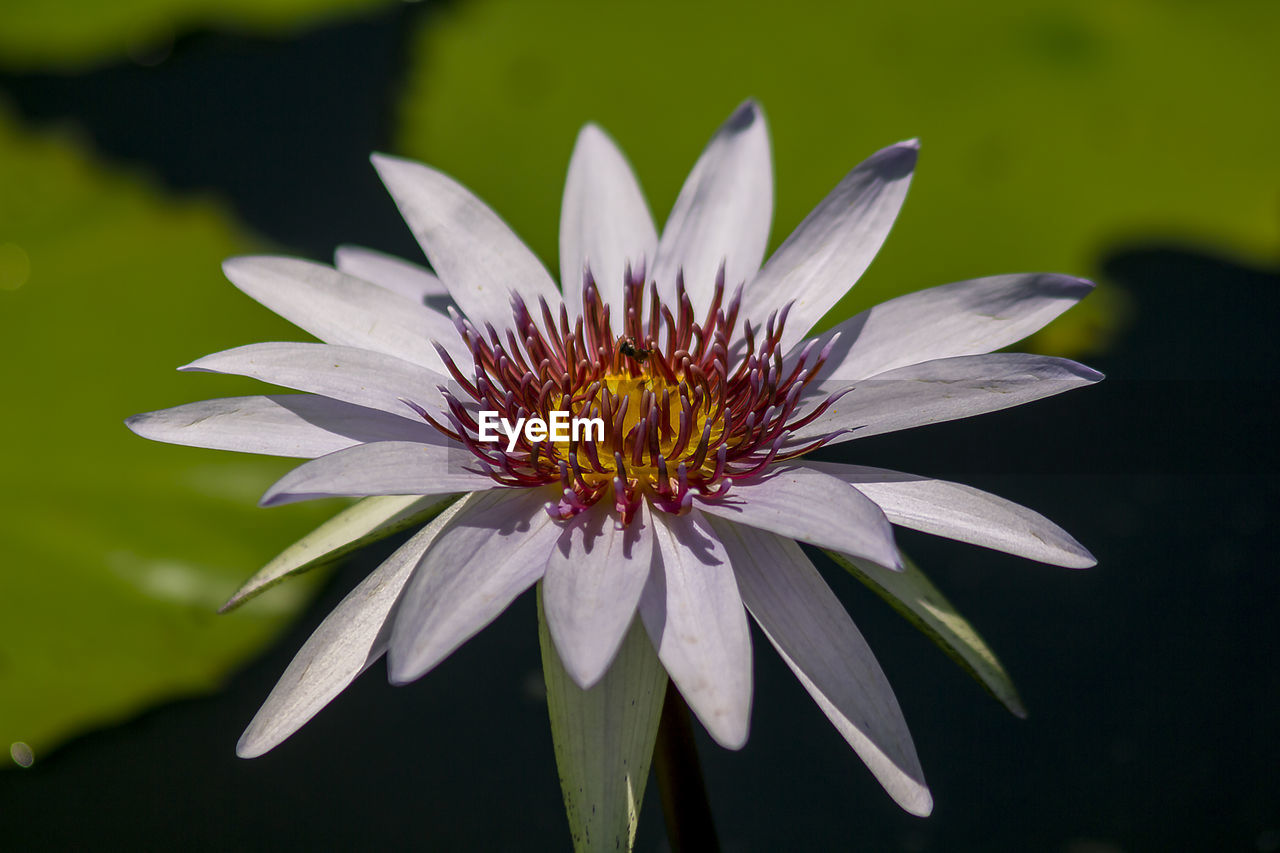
[[125, 394, 429, 458], [388, 488, 560, 683], [543, 501, 654, 689], [371, 153, 561, 331], [259, 441, 496, 507], [236, 499, 466, 758], [652, 100, 772, 314], [696, 465, 901, 571], [638, 509, 753, 749], [748, 141, 917, 353], [790, 354, 1103, 445], [221, 255, 456, 371], [560, 124, 658, 326], [711, 518, 932, 816], [804, 273, 1095, 380], [801, 461, 1096, 568], [182, 342, 449, 425], [334, 244, 451, 303]]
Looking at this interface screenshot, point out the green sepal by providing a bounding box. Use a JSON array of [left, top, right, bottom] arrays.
[[538, 583, 668, 852], [829, 549, 1027, 718], [221, 494, 459, 612]]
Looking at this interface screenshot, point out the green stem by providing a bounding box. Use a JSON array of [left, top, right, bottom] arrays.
[[652, 685, 720, 852]]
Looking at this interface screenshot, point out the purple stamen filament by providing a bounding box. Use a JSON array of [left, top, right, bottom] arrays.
[[416, 260, 844, 525]]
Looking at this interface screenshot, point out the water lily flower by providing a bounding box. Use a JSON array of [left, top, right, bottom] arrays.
[[128, 100, 1098, 832]]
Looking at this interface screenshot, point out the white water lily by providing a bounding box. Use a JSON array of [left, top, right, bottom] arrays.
[[128, 100, 1098, 835]]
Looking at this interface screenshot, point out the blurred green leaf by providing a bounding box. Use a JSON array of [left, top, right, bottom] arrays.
[[0, 0, 397, 70], [397, 0, 1280, 356], [0, 105, 339, 761]]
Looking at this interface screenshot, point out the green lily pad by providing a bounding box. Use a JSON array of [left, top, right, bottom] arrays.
[[0, 105, 339, 762], [396, 0, 1280, 356], [0, 0, 396, 70]]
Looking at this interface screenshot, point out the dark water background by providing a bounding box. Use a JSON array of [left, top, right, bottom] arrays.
[[2, 5, 1277, 850]]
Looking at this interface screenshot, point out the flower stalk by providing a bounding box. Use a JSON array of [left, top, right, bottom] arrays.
[[653, 685, 721, 853]]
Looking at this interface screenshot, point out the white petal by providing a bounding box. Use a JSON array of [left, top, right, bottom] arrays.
[[236, 499, 466, 758], [791, 353, 1103, 445], [334, 244, 451, 305], [559, 124, 658, 326], [221, 256, 456, 371], [543, 501, 654, 689], [747, 140, 917, 353], [125, 395, 427, 458], [539, 587, 666, 852], [388, 488, 560, 683], [802, 461, 1096, 568], [259, 440, 495, 507], [652, 100, 772, 315], [696, 466, 901, 570], [371, 153, 561, 331], [711, 518, 932, 816], [222, 495, 456, 612], [638, 509, 752, 749], [809, 273, 1095, 380], [182, 342, 448, 425]]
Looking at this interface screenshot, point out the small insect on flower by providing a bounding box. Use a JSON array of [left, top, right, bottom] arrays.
[[617, 337, 651, 363], [127, 99, 1099, 844]]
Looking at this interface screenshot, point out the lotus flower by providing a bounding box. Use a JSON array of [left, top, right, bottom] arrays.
[[128, 100, 1098, 830]]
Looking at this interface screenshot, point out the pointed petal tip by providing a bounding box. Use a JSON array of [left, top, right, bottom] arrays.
[[257, 489, 292, 508], [385, 652, 428, 687], [575, 121, 608, 143], [1030, 272, 1097, 300], [901, 785, 934, 817], [870, 541, 908, 574], [564, 658, 609, 691], [874, 140, 920, 174], [704, 714, 751, 751], [370, 152, 420, 185], [1076, 362, 1105, 382], [219, 583, 256, 613], [235, 730, 269, 760], [220, 254, 265, 279], [727, 98, 764, 130], [332, 243, 359, 266], [546, 629, 616, 692], [1065, 548, 1098, 569], [548, 627, 620, 691]]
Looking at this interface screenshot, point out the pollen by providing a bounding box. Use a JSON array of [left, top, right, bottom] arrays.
[[417, 260, 845, 524]]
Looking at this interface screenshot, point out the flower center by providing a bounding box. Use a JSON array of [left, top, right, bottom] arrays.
[[418, 261, 842, 524]]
